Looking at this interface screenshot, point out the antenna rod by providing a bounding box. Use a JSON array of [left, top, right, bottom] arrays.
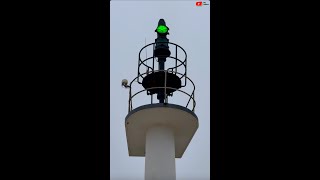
[[145, 38, 148, 72]]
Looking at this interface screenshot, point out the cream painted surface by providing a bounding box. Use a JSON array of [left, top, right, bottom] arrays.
[[145, 126, 176, 180], [125, 106, 198, 158]]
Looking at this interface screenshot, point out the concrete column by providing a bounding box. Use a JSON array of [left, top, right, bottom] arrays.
[[145, 126, 176, 180]]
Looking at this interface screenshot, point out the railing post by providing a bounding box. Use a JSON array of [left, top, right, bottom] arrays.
[[128, 70, 196, 112], [164, 70, 168, 104], [128, 87, 131, 113], [193, 92, 195, 112], [138, 53, 140, 83], [175, 45, 178, 74], [152, 43, 155, 71]]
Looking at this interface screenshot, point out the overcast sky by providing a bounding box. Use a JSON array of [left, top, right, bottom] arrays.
[[110, 1, 210, 179]]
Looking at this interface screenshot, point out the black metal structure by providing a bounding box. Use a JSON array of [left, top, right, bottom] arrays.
[[127, 19, 196, 113]]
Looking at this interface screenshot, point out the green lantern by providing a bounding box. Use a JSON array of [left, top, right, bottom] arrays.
[[156, 25, 168, 34], [154, 19, 170, 58]]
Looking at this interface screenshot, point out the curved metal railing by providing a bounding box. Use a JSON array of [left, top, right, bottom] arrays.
[[137, 42, 188, 87], [128, 70, 196, 113]]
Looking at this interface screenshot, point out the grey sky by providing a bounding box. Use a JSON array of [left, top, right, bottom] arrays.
[[110, 1, 210, 179]]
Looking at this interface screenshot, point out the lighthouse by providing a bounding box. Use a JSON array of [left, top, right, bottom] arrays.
[[122, 19, 198, 180]]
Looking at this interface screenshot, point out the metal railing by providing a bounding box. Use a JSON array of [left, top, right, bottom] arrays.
[[128, 70, 196, 113], [137, 42, 188, 87]]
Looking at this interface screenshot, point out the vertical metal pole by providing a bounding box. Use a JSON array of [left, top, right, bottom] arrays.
[[138, 54, 140, 82], [159, 58, 165, 70], [175, 45, 177, 74], [152, 44, 155, 71], [157, 57, 166, 103], [128, 99, 130, 113], [193, 92, 195, 112], [128, 86, 131, 113], [145, 38, 148, 72], [184, 56, 187, 86], [164, 70, 168, 104]]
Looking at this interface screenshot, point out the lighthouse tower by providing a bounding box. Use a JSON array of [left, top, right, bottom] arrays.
[[123, 19, 198, 180]]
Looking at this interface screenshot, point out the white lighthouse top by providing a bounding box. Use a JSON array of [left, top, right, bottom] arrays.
[[125, 103, 198, 158]]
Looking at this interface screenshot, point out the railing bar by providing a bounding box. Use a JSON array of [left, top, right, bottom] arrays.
[[141, 56, 184, 71], [186, 92, 193, 107], [138, 43, 155, 55], [128, 100, 130, 113], [129, 85, 132, 112], [140, 57, 154, 72], [138, 42, 186, 67], [166, 56, 184, 70], [184, 60, 187, 86], [129, 87, 196, 113], [175, 45, 177, 74], [131, 42, 193, 112], [130, 74, 196, 93], [130, 87, 194, 105], [137, 55, 140, 82], [153, 43, 155, 71], [129, 71, 196, 92], [140, 55, 185, 71], [193, 92, 195, 112], [164, 70, 168, 103]]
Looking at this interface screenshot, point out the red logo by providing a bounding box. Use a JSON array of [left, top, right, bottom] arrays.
[[196, 1, 202, 6]]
